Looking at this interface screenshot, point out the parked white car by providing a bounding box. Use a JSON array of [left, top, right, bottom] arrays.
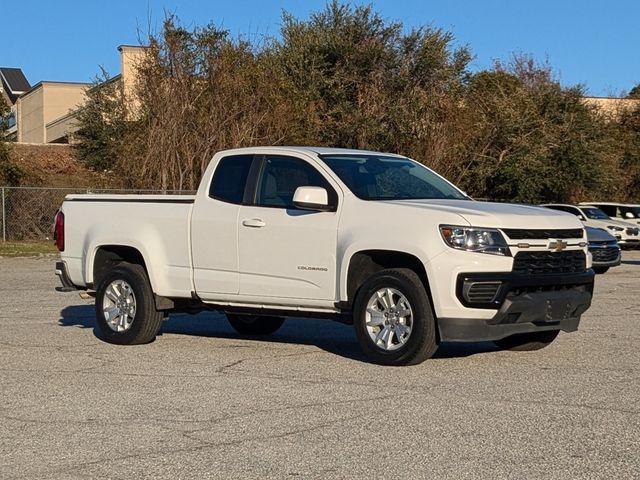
[[541, 203, 640, 249], [55, 147, 595, 365], [580, 202, 640, 226]]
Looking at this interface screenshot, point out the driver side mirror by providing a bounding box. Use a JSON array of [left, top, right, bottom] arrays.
[[624, 212, 634, 219], [293, 186, 332, 211], [577, 214, 585, 221]]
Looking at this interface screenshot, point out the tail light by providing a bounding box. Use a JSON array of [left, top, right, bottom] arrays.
[[54, 210, 65, 252]]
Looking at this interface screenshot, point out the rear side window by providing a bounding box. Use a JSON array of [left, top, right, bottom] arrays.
[[209, 155, 254, 204]]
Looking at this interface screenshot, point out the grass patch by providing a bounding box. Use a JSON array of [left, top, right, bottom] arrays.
[[0, 241, 58, 257]]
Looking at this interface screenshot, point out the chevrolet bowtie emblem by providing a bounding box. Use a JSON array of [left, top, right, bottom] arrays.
[[548, 239, 568, 252]]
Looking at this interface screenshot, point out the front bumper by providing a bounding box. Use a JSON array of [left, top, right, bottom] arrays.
[[438, 270, 594, 342], [589, 245, 621, 267], [618, 239, 640, 248], [616, 229, 640, 247]]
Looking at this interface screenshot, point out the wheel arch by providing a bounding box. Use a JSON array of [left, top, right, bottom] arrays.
[[89, 244, 151, 290], [342, 249, 432, 310]]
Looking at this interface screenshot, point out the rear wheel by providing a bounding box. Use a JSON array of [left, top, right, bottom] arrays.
[[95, 263, 163, 345], [226, 314, 285, 335], [353, 268, 437, 366], [494, 330, 559, 351], [593, 266, 609, 274]]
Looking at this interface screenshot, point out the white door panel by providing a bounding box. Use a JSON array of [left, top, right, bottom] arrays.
[[238, 206, 338, 300], [191, 153, 255, 298], [191, 199, 240, 296]]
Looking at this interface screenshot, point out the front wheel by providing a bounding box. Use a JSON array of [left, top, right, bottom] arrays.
[[494, 330, 559, 351], [226, 314, 285, 335], [593, 266, 609, 274], [353, 268, 437, 366], [95, 263, 164, 345]]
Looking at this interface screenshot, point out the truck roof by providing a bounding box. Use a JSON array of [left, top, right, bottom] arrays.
[[580, 201, 640, 207], [216, 146, 407, 158]]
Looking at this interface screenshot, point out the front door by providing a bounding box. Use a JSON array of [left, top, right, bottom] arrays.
[[237, 155, 340, 302]]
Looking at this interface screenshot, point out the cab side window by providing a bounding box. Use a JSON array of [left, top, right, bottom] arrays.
[[209, 155, 254, 204], [551, 205, 582, 217], [548, 205, 579, 216], [547, 205, 567, 213], [617, 206, 636, 219], [598, 205, 615, 216], [255, 156, 336, 209], [567, 207, 584, 217]]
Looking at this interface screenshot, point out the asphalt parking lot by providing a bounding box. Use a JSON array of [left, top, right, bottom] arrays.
[[1, 254, 639, 479]]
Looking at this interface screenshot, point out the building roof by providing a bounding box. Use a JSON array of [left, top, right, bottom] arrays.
[[0, 67, 31, 103], [18, 80, 91, 100], [117, 44, 148, 51]]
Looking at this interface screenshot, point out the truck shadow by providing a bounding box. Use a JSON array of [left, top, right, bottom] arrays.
[[58, 304, 499, 362]]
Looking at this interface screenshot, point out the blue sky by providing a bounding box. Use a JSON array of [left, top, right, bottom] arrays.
[[2, 0, 638, 96]]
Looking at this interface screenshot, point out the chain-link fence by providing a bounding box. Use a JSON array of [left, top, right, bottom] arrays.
[[0, 187, 194, 241]]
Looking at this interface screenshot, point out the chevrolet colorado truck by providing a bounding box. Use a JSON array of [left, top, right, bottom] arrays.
[[55, 147, 595, 365]]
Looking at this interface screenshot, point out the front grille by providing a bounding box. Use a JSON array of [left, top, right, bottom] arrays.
[[463, 282, 502, 304], [502, 228, 584, 240], [590, 247, 620, 262], [513, 250, 586, 275]]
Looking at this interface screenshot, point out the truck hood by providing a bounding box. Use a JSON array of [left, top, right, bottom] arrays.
[[382, 199, 583, 230], [586, 217, 639, 229], [585, 226, 617, 243]]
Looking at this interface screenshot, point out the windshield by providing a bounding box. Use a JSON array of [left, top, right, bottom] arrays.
[[320, 154, 467, 201], [582, 207, 610, 220]]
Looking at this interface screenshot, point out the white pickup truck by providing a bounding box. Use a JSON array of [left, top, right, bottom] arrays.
[[55, 147, 595, 365]]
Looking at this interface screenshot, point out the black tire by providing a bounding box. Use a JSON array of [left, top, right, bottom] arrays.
[[353, 268, 437, 366], [494, 330, 560, 351], [593, 266, 609, 274], [226, 314, 285, 335], [94, 263, 163, 345]]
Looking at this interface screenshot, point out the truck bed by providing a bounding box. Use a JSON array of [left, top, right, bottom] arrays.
[[61, 194, 196, 297]]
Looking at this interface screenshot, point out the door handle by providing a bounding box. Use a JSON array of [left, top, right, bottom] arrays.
[[242, 218, 266, 228]]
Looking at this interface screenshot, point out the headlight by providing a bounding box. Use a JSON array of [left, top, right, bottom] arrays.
[[607, 226, 624, 232], [439, 225, 511, 256]]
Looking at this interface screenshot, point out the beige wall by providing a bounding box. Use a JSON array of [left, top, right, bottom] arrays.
[[582, 96, 640, 119], [119, 45, 148, 116], [46, 112, 78, 143], [17, 82, 87, 143], [43, 83, 87, 130], [17, 86, 44, 143]]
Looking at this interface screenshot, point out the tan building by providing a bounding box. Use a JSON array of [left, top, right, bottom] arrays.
[[16, 81, 89, 143], [6, 44, 147, 144], [582, 96, 640, 119]]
